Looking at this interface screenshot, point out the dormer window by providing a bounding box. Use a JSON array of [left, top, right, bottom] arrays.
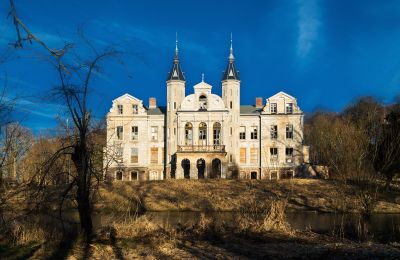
[[286, 103, 293, 114], [117, 104, 123, 115], [199, 95, 207, 110], [271, 103, 277, 114], [132, 104, 138, 114]]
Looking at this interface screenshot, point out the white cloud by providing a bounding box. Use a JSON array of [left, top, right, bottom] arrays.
[[297, 0, 321, 59]]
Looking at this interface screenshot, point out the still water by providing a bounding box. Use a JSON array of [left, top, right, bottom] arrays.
[[91, 211, 400, 243]]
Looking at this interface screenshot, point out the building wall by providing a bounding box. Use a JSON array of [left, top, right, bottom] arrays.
[[105, 88, 308, 181]]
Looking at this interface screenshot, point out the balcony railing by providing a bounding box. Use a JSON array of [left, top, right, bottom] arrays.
[[178, 145, 225, 153]]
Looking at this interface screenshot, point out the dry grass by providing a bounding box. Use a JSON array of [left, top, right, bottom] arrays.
[[98, 179, 400, 214]]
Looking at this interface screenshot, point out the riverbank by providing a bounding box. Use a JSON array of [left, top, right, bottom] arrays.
[[97, 179, 400, 214], [14, 214, 400, 259]]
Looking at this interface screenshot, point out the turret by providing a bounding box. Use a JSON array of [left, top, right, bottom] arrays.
[[166, 34, 186, 177], [222, 34, 241, 171]]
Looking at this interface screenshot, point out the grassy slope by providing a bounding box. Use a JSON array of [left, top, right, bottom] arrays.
[[97, 179, 400, 213]]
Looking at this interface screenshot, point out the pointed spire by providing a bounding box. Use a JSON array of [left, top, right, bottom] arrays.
[[201, 73, 204, 82], [175, 32, 179, 58], [167, 33, 185, 81], [222, 33, 240, 81], [229, 32, 234, 61]]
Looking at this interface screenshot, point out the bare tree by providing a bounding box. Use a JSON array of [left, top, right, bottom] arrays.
[[373, 102, 400, 189], [7, 0, 121, 242]]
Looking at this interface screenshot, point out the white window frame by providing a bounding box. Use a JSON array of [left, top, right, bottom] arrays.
[[117, 126, 123, 140], [286, 124, 293, 139], [132, 104, 138, 114], [239, 126, 246, 140], [250, 126, 258, 140], [271, 103, 277, 114], [131, 126, 139, 140], [151, 126, 158, 141], [286, 103, 293, 114], [117, 104, 123, 115], [270, 125, 278, 139]]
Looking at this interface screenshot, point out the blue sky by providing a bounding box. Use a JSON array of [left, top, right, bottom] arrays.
[[1, 0, 400, 134]]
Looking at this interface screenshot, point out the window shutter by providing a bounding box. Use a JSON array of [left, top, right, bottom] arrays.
[[250, 148, 258, 164], [151, 147, 158, 164], [240, 148, 246, 164]]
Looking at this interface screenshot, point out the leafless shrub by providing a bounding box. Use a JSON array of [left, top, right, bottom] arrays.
[[236, 196, 290, 233]]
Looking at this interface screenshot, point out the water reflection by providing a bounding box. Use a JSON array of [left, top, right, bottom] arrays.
[[90, 211, 400, 243]]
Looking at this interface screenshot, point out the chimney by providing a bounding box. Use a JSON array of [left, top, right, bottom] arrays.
[[149, 97, 157, 109], [255, 97, 263, 108]]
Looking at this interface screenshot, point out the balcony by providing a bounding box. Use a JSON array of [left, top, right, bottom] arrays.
[[177, 145, 225, 153]]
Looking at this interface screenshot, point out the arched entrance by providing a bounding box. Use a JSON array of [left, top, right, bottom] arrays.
[[197, 158, 205, 179], [211, 158, 221, 179], [181, 159, 190, 179]]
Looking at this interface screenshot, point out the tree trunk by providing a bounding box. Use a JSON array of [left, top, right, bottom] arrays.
[[385, 176, 392, 191], [72, 141, 93, 243], [77, 183, 93, 242]]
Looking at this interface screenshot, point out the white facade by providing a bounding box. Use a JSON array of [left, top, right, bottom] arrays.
[[105, 44, 309, 181]]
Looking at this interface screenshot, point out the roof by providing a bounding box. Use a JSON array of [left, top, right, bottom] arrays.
[[167, 55, 185, 81], [222, 60, 240, 81], [147, 106, 166, 115], [240, 105, 262, 115]]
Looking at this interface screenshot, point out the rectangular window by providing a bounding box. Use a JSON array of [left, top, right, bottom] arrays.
[[239, 126, 246, 139], [250, 148, 258, 164], [250, 126, 258, 139], [131, 147, 138, 163], [286, 103, 293, 114], [229, 154, 233, 163], [240, 148, 246, 164], [286, 124, 293, 139], [230, 101, 232, 109], [116, 146, 123, 157], [270, 125, 278, 139], [150, 147, 158, 164], [117, 104, 123, 114], [151, 126, 158, 141], [286, 147, 293, 163], [271, 103, 277, 114], [174, 102, 176, 110], [286, 147, 293, 157], [131, 171, 138, 180], [117, 126, 123, 140], [230, 127, 232, 136], [199, 129, 207, 140], [132, 104, 138, 114], [131, 126, 138, 140], [270, 147, 278, 161]]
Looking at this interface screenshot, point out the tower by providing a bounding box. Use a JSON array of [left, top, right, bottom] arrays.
[[166, 35, 186, 177], [222, 34, 241, 174]]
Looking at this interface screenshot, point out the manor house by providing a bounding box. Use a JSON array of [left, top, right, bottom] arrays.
[[105, 39, 309, 181]]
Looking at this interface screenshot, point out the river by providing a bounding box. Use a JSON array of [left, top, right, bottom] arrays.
[[89, 211, 400, 243]]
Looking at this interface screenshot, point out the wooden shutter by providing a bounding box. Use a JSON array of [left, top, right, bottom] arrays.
[[250, 148, 258, 164], [151, 147, 158, 164], [240, 148, 246, 164]]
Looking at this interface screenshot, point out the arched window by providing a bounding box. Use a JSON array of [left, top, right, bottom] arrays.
[[185, 123, 193, 145], [199, 95, 207, 110], [199, 122, 207, 146], [213, 122, 221, 145], [116, 171, 123, 181]]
